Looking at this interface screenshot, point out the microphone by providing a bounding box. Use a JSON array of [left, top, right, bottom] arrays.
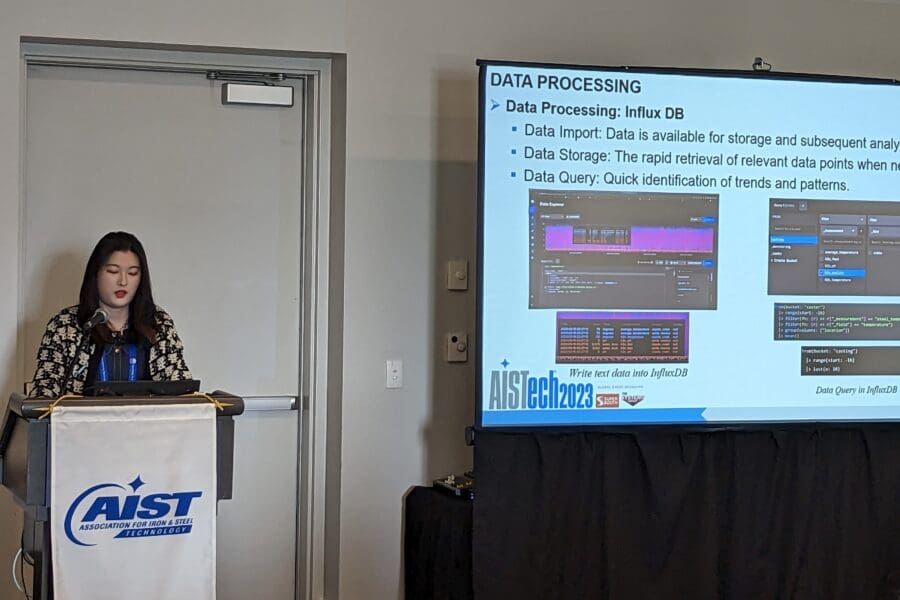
[[83, 308, 109, 331]]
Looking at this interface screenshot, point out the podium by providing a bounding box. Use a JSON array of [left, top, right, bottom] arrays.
[[0, 392, 244, 600]]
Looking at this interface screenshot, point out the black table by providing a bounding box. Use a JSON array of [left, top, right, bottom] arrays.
[[404, 486, 473, 600]]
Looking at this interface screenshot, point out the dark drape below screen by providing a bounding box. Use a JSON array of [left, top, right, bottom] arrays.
[[473, 428, 900, 600]]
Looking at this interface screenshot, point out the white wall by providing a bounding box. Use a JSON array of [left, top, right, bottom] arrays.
[[5, 0, 900, 598]]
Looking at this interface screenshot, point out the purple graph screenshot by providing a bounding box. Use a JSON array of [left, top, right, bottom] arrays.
[[529, 189, 719, 309]]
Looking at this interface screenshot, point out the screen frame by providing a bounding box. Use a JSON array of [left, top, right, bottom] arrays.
[[475, 58, 900, 432]]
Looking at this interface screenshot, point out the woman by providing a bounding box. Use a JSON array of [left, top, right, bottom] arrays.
[[29, 231, 192, 397]]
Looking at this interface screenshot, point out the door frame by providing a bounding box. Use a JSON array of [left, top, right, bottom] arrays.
[[19, 38, 341, 600]]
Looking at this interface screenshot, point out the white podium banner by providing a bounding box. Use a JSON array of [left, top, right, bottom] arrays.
[[50, 403, 217, 600]]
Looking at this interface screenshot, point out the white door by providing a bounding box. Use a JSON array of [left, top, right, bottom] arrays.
[[21, 59, 305, 599]]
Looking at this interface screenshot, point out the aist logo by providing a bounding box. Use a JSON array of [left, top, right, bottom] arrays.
[[64, 475, 203, 547]]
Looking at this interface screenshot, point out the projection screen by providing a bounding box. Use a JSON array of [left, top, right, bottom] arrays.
[[478, 60, 900, 427]]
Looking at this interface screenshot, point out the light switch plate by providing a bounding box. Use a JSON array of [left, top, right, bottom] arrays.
[[386, 359, 403, 388], [447, 259, 468, 291]]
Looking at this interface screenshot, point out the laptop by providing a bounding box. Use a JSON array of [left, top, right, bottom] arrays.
[[85, 379, 201, 397]]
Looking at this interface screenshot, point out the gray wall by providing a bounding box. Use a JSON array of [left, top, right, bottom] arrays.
[[3, 0, 900, 598]]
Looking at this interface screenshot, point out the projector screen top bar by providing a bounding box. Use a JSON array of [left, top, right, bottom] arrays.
[[475, 58, 900, 86], [477, 59, 900, 429]]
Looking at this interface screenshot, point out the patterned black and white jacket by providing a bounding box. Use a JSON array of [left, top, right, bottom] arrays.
[[29, 305, 192, 398]]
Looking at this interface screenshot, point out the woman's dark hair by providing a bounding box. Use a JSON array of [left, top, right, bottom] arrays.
[[77, 231, 157, 345]]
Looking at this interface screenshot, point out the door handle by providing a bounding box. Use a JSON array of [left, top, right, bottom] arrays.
[[240, 396, 297, 411]]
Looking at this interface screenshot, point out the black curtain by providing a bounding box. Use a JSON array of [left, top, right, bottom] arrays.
[[473, 428, 900, 599]]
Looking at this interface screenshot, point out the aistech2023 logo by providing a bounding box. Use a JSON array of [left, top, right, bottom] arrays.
[[488, 362, 594, 410], [64, 475, 203, 547]]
